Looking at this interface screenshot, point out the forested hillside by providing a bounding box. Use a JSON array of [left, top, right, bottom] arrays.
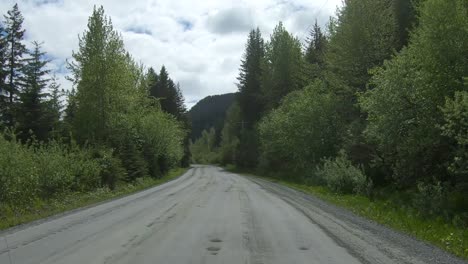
[[188, 93, 236, 141], [191, 0, 468, 254], [0, 5, 189, 223]]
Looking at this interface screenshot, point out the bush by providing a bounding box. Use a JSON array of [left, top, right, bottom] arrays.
[[258, 81, 345, 173], [413, 182, 449, 218], [93, 148, 126, 190], [316, 151, 368, 194], [0, 135, 40, 205], [0, 134, 103, 206]]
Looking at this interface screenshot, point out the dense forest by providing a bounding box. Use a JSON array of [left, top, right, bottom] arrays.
[[0, 5, 189, 208], [188, 92, 236, 141], [191, 0, 468, 228]]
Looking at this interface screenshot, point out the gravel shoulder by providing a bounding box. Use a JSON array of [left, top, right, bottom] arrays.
[[245, 175, 467, 264]]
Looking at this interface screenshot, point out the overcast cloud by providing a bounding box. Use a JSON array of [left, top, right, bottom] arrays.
[[0, 0, 341, 108]]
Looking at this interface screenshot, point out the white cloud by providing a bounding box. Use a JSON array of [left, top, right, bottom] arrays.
[[0, 0, 342, 108]]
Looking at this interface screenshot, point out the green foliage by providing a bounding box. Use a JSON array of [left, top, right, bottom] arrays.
[[359, 0, 468, 185], [237, 28, 265, 125], [42, 75, 64, 140], [265, 178, 468, 259], [135, 106, 185, 174], [0, 167, 188, 231], [3, 4, 26, 102], [149, 66, 187, 120], [190, 127, 218, 164], [66, 6, 185, 180], [262, 22, 306, 110], [188, 93, 236, 142], [68, 6, 134, 144], [326, 0, 399, 93], [2, 4, 27, 126], [304, 21, 327, 80], [315, 151, 368, 195], [258, 81, 344, 173], [218, 102, 241, 165], [441, 90, 468, 185], [17, 41, 51, 141], [0, 133, 101, 206]]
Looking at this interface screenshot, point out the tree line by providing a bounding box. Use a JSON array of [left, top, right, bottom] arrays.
[[192, 0, 468, 226], [0, 5, 189, 207]]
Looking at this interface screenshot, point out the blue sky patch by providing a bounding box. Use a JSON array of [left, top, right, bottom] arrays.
[[125, 26, 152, 36], [178, 19, 193, 31]]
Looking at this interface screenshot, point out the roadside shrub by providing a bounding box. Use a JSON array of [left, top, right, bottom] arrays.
[[316, 151, 368, 194], [258, 81, 344, 173], [412, 181, 468, 227], [0, 135, 39, 205], [0, 133, 103, 206], [93, 148, 126, 190], [413, 182, 449, 218]]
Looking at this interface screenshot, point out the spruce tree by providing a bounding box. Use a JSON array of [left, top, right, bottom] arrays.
[[0, 23, 6, 101], [150, 66, 185, 119], [304, 21, 327, 80], [3, 4, 27, 126], [17, 41, 50, 141], [0, 23, 7, 123], [237, 28, 264, 126], [44, 75, 63, 139]]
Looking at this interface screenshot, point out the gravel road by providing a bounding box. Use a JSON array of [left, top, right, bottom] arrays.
[[0, 165, 466, 264]]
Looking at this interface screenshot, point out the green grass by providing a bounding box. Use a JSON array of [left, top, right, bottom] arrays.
[[226, 166, 468, 260], [0, 167, 189, 231]]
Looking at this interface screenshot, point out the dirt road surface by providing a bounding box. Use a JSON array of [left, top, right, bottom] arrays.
[[0, 165, 465, 264]]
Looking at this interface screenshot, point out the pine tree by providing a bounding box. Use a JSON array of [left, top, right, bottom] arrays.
[[174, 82, 187, 118], [62, 87, 77, 140], [0, 23, 8, 124], [17, 41, 50, 141], [3, 4, 27, 126], [149, 65, 186, 119], [0, 23, 7, 101], [146, 67, 158, 90], [304, 21, 327, 80], [394, 0, 419, 48], [44, 75, 63, 139], [237, 28, 264, 126]]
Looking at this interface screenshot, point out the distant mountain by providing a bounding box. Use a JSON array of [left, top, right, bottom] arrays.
[[188, 93, 237, 142]]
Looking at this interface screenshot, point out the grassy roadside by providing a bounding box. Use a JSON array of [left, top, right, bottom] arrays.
[[0, 167, 189, 231], [225, 165, 468, 259]]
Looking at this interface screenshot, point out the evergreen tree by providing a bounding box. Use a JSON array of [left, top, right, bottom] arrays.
[[237, 28, 265, 126], [394, 0, 419, 48], [150, 66, 181, 117], [304, 21, 327, 80], [146, 67, 158, 91], [63, 88, 77, 130], [44, 75, 63, 139], [174, 82, 187, 118], [0, 22, 7, 102], [3, 4, 27, 126], [17, 41, 50, 141], [218, 102, 241, 165]]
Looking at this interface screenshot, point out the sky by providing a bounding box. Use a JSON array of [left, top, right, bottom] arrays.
[[1, 0, 342, 109]]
